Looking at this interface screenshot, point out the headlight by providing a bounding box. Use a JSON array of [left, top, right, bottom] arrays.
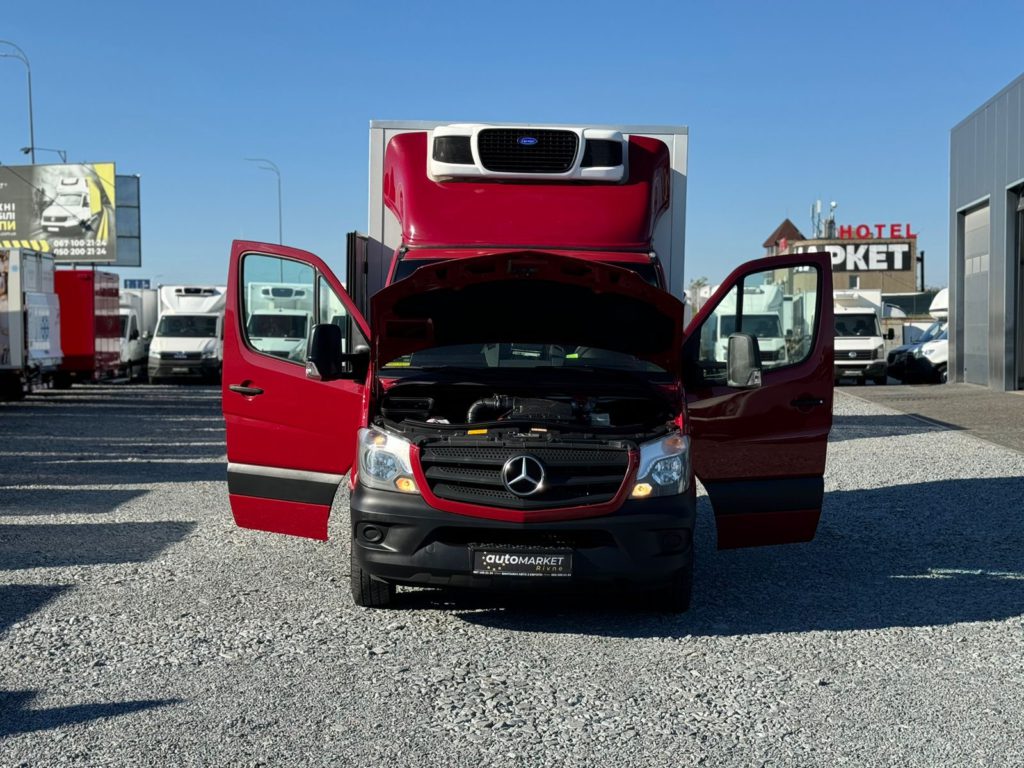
[[631, 433, 690, 499], [357, 427, 419, 494], [202, 349, 218, 359], [874, 344, 885, 360]]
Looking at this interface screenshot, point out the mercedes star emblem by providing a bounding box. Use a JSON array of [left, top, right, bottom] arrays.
[[501, 455, 546, 497]]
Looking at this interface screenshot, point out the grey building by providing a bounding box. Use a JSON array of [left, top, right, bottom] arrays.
[[950, 73, 1024, 391]]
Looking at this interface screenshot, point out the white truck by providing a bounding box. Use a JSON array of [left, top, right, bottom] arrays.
[[833, 289, 895, 385], [119, 288, 159, 380], [244, 283, 314, 363], [0, 248, 63, 400], [148, 285, 226, 383], [908, 288, 949, 383], [713, 282, 786, 364]]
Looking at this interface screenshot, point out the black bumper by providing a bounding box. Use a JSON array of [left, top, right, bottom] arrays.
[[834, 360, 885, 379], [350, 485, 696, 590], [148, 359, 220, 379]]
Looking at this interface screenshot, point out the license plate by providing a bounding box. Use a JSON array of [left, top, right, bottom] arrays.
[[172, 367, 190, 373], [472, 549, 573, 577]]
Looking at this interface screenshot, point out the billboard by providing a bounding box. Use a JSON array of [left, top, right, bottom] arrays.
[[0, 163, 117, 263], [789, 239, 916, 272]]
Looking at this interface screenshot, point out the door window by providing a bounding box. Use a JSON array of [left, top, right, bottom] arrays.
[[696, 264, 820, 383], [241, 254, 316, 363], [319, 275, 368, 359]]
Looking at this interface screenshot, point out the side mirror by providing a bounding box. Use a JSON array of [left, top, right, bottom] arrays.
[[886, 328, 895, 340], [129, 329, 140, 341], [726, 333, 763, 388], [306, 323, 344, 381], [307, 325, 371, 382], [346, 344, 371, 382]]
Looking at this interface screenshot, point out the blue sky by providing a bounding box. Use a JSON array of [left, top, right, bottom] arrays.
[[2, 1, 1021, 291]]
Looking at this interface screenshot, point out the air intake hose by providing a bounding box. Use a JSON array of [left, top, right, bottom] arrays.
[[466, 396, 514, 424]]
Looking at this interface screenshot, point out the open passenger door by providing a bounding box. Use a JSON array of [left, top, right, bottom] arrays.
[[683, 253, 833, 549], [222, 241, 370, 540]]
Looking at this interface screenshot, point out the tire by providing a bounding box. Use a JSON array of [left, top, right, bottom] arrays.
[[0, 374, 26, 401], [150, 376, 163, 386], [52, 372, 73, 390], [855, 377, 867, 386], [872, 376, 887, 386], [649, 558, 694, 614], [350, 560, 395, 608], [937, 365, 948, 384]]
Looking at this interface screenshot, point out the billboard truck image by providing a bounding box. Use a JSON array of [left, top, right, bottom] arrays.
[[0, 163, 117, 263]]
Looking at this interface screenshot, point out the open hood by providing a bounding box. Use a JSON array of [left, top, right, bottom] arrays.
[[369, 251, 684, 371]]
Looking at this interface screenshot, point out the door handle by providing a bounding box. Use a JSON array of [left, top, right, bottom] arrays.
[[229, 384, 264, 396], [791, 397, 825, 409]]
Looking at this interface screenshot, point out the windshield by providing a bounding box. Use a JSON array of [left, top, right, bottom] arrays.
[[384, 343, 664, 373], [834, 313, 880, 337], [391, 258, 660, 286], [719, 314, 781, 338], [55, 193, 85, 208], [156, 315, 218, 338], [917, 320, 948, 344], [247, 314, 308, 339]]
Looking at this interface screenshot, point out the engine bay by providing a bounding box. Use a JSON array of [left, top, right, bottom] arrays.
[[377, 372, 677, 438]]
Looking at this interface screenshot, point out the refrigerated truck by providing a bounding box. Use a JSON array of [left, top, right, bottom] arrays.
[[119, 288, 158, 380], [52, 269, 120, 388], [712, 282, 786, 364], [0, 248, 63, 400], [148, 285, 226, 383], [222, 122, 835, 612]]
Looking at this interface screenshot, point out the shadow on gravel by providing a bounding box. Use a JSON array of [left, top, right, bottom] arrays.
[[0, 690, 178, 738], [828, 413, 961, 442], [451, 477, 1024, 637], [0, 460, 225, 486], [0, 585, 72, 634], [0, 489, 149, 517], [0, 521, 196, 571]]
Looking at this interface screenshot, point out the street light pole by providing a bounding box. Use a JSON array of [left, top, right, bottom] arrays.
[[245, 157, 282, 244], [22, 146, 67, 163], [0, 40, 35, 163]]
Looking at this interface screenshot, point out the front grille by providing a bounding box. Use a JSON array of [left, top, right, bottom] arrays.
[[476, 129, 579, 173], [841, 350, 874, 361], [419, 442, 629, 510], [160, 352, 202, 361]]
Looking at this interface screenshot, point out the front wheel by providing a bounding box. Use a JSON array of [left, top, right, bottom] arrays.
[[872, 375, 887, 386], [350, 560, 395, 608], [937, 365, 948, 384]]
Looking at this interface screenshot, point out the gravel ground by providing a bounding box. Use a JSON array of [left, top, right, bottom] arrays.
[[1, 384, 1023, 767]]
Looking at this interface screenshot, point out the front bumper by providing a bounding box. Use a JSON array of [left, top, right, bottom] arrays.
[[906, 355, 943, 383], [148, 358, 220, 379], [350, 485, 696, 590], [834, 360, 885, 379]]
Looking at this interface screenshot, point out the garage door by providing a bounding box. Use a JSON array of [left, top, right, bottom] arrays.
[[963, 205, 989, 386]]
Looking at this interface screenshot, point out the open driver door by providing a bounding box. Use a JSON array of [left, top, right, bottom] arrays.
[[222, 240, 369, 541], [683, 252, 833, 549]]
